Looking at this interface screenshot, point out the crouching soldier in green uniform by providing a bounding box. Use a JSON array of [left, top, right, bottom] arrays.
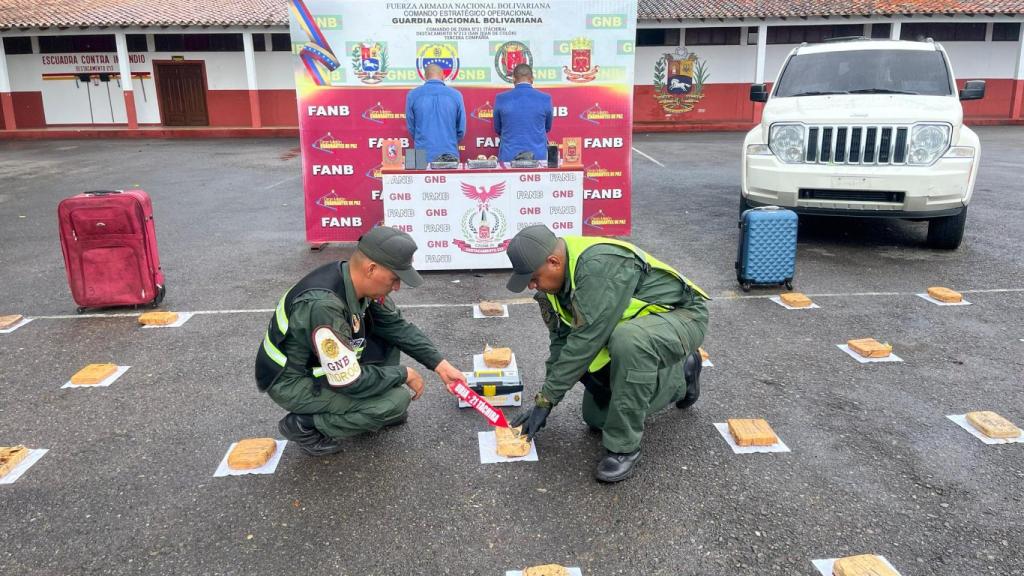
[[505, 225, 709, 482], [255, 227, 466, 455]]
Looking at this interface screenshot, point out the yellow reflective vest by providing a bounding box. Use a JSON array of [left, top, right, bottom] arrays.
[[546, 236, 709, 373]]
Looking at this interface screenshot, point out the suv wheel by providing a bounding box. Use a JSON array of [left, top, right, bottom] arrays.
[[926, 207, 968, 250]]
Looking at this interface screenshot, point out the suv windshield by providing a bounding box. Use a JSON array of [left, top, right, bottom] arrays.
[[773, 49, 952, 97]]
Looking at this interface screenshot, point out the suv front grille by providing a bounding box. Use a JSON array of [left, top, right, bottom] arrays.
[[805, 125, 910, 165], [799, 189, 906, 203]]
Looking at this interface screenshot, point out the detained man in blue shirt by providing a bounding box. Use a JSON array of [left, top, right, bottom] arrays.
[[493, 64, 554, 162], [405, 63, 466, 162]]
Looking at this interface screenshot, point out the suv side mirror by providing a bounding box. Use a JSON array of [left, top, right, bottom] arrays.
[[959, 80, 985, 101], [749, 83, 769, 103]]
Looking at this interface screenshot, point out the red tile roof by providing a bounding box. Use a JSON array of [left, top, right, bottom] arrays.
[[0, 0, 286, 29], [0, 0, 1021, 29], [640, 0, 1024, 19]]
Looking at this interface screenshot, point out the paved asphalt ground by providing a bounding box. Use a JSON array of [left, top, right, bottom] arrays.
[[1, 128, 1022, 575]]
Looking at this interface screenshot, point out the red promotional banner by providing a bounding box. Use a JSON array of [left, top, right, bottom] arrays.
[[290, 0, 639, 243]]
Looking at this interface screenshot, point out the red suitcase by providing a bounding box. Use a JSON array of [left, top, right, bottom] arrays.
[[58, 189, 166, 312]]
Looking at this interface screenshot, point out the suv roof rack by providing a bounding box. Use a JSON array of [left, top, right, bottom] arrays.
[[823, 36, 870, 43]]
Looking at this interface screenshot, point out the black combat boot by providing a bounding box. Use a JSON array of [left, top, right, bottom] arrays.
[[594, 449, 642, 483], [278, 413, 344, 456], [675, 349, 702, 410]]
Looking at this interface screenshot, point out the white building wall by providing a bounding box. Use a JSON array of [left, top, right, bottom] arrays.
[[255, 52, 298, 90], [3, 48, 278, 125], [634, 44, 758, 85], [632, 25, 1024, 86], [940, 41, 1020, 79], [764, 45, 797, 83]]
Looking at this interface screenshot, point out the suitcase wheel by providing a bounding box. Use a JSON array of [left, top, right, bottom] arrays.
[[76, 306, 87, 314], [784, 280, 793, 290], [740, 281, 752, 292], [151, 284, 166, 307]]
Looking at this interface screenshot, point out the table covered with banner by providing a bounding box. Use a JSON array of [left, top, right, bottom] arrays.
[[382, 165, 584, 270]]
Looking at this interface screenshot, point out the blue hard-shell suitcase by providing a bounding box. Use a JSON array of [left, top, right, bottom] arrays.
[[736, 206, 797, 292]]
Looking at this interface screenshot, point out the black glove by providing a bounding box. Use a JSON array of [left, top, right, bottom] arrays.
[[511, 404, 551, 441]]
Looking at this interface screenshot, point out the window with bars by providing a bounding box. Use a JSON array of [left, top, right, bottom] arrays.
[[254, 33, 293, 52], [685, 27, 741, 46], [636, 28, 680, 47], [870, 24, 892, 39], [901, 23, 986, 42], [271, 34, 291, 51], [38, 35, 116, 54], [767, 25, 865, 45], [2, 36, 32, 55], [126, 34, 148, 53], [154, 34, 244, 52], [992, 23, 1021, 42]]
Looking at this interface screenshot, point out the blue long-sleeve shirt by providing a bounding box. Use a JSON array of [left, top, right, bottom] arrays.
[[493, 83, 553, 162], [405, 80, 466, 162]]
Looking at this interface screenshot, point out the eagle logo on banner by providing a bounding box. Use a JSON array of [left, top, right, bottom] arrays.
[[456, 182, 509, 253]]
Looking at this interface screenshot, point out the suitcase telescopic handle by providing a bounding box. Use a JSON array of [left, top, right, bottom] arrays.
[[84, 190, 124, 196]]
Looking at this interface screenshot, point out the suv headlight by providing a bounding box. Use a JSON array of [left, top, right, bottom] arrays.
[[769, 124, 805, 163], [908, 124, 951, 165]]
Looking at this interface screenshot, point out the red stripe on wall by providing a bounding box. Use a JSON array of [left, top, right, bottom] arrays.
[[205, 90, 253, 127], [11, 92, 45, 128], [207, 89, 298, 127], [958, 78, 1016, 119], [248, 90, 262, 128], [1012, 79, 1024, 120], [633, 84, 758, 125], [124, 91, 138, 129], [5, 82, 1023, 132], [258, 90, 299, 127], [1, 92, 15, 130]]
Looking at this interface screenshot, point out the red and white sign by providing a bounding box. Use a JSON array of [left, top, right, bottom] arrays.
[[290, 0, 638, 243], [452, 380, 510, 429], [383, 168, 583, 270]]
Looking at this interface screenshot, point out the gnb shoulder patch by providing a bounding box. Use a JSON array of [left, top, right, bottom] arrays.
[[313, 326, 361, 387]]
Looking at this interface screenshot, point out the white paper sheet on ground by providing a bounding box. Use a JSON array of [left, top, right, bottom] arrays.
[[213, 440, 288, 477], [714, 423, 791, 454], [140, 312, 195, 328], [478, 431, 538, 463], [0, 317, 33, 334], [915, 293, 971, 306], [473, 352, 519, 373], [812, 556, 900, 575], [472, 304, 509, 318], [947, 415, 1024, 445], [506, 568, 583, 576], [0, 449, 48, 485], [769, 296, 821, 310], [61, 365, 130, 388], [837, 344, 903, 364]]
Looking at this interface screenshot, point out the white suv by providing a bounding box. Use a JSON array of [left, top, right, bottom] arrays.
[[742, 38, 985, 249]]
